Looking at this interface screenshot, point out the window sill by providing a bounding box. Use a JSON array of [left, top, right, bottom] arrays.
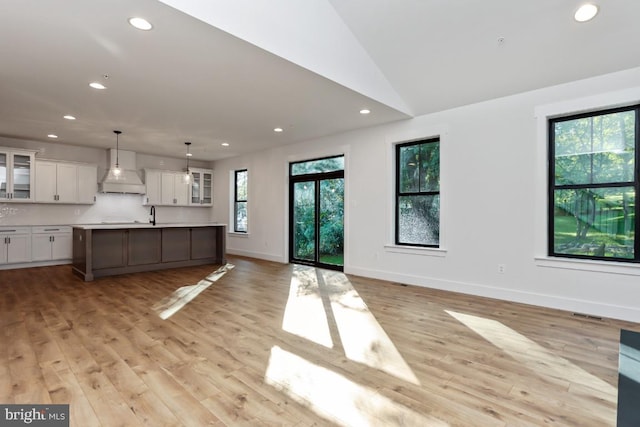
[[535, 256, 640, 276], [384, 244, 447, 257], [228, 231, 249, 238]]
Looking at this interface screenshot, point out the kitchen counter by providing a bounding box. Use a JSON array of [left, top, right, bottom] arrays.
[[72, 223, 226, 281], [74, 222, 225, 230]]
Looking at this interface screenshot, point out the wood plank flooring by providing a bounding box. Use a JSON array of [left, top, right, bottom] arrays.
[[1, 256, 638, 426]]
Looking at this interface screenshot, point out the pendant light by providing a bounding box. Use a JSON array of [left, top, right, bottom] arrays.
[[182, 141, 194, 184], [110, 130, 124, 180]]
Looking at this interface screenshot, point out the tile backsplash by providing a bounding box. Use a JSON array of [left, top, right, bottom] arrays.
[[0, 193, 212, 226]]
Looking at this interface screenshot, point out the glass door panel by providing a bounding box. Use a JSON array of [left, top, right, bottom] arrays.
[[12, 154, 31, 199], [202, 172, 212, 204], [319, 178, 344, 266], [293, 181, 316, 262], [0, 153, 7, 198], [191, 172, 201, 204]]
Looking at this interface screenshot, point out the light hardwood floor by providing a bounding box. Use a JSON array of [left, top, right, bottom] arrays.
[[1, 256, 638, 426]]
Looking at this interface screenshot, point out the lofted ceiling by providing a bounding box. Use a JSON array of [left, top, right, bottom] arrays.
[[0, 0, 639, 161]]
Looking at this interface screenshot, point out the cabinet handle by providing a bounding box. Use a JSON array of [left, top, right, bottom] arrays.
[[7, 237, 10, 244], [52, 236, 55, 242], [44, 228, 59, 231]]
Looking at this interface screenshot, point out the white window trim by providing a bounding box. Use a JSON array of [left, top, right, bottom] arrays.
[[534, 86, 640, 274], [384, 124, 448, 255]]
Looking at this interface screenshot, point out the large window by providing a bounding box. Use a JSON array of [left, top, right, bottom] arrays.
[[549, 105, 639, 261], [395, 138, 440, 246], [234, 169, 248, 232]]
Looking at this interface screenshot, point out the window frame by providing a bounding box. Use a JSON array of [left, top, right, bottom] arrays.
[[234, 169, 248, 233], [548, 103, 640, 262], [395, 137, 440, 248]]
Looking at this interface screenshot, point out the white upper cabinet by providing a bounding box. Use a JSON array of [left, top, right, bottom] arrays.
[[145, 169, 195, 206], [190, 168, 213, 206], [144, 169, 162, 205], [77, 164, 98, 204], [0, 147, 36, 202], [35, 160, 97, 204]]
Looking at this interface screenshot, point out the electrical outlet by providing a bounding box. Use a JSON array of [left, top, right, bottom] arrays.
[[498, 264, 506, 274]]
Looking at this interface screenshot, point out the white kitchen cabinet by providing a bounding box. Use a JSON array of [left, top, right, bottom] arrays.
[[144, 169, 162, 205], [190, 168, 213, 206], [144, 169, 197, 206], [161, 171, 189, 206], [35, 160, 97, 204], [0, 227, 32, 264], [0, 147, 36, 202], [31, 226, 72, 261], [78, 165, 98, 204]]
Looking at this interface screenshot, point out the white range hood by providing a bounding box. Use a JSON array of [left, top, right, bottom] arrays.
[[99, 149, 146, 194]]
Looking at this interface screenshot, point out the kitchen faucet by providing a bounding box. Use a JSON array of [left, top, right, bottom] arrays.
[[150, 205, 156, 226]]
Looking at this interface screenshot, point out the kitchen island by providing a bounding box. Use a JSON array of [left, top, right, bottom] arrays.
[[72, 223, 226, 281]]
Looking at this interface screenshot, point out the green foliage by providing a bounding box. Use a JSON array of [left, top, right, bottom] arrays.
[[399, 141, 440, 193], [292, 177, 344, 264], [554, 111, 635, 185], [552, 109, 637, 258], [291, 157, 344, 176]]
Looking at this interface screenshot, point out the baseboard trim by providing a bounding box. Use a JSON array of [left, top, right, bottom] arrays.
[[227, 248, 286, 264], [345, 265, 640, 323]]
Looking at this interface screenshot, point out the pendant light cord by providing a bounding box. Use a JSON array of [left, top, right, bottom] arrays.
[[114, 130, 122, 168]]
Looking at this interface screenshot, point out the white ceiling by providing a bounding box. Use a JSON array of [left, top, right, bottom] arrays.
[[1, 0, 639, 161]]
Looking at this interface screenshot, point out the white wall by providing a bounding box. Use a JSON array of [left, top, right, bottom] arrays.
[[213, 66, 640, 322], [0, 137, 213, 226]]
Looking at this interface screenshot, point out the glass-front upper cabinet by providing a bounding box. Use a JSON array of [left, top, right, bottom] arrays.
[[0, 148, 35, 202], [189, 168, 213, 206], [0, 153, 7, 199]]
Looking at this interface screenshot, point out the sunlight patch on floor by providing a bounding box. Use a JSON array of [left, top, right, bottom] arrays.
[[446, 310, 617, 400], [265, 345, 447, 427], [320, 269, 420, 385], [282, 266, 334, 347], [282, 265, 419, 385], [153, 263, 234, 319]]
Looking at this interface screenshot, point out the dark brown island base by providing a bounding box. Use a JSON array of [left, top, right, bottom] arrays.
[[72, 223, 226, 281]]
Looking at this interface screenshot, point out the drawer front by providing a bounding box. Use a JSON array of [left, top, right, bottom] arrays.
[[0, 226, 31, 234], [31, 226, 72, 234]]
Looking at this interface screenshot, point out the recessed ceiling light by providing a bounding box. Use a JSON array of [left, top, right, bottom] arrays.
[[129, 17, 153, 31], [360, 109, 371, 115], [574, 4, 599, 22], [274, 127, 284, 133], [47, 134, 58, 139], [221, 142, 230, 147], [63, 115, 76, 120], [89, 82, 106, 90]]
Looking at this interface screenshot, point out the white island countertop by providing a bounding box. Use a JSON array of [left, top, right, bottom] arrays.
[[73, 222, 226, 230]]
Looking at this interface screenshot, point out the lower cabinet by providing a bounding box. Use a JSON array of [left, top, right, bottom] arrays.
[[73, 225, 226, 281], [128, 229, 161, 265], [162, 228, 190, 262], [31, 226, 72, 261], [0, 227, 31, 264], [91, 230, 127, 270], [191, 227, 217, 259]]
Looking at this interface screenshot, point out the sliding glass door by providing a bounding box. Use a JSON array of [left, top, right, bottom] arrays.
[[290, 156, 344, 270]]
